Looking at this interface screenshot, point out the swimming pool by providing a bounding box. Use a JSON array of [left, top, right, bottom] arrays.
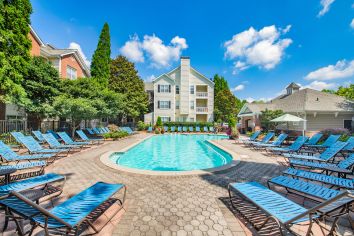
[[109, 134, 232, 171]]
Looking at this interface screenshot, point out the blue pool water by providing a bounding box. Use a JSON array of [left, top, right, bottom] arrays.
[[110, 134, 232, 171]]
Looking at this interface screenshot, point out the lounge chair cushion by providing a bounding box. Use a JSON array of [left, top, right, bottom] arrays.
[[0, 173, 63, 197], [269, 176, 340, 200], [229, 182, 308, 224], [284, 168, 354, 189]]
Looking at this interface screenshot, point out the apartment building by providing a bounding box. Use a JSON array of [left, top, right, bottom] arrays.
[[145, 57, 214, 124]]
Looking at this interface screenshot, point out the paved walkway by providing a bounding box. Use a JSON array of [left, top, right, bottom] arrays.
[[2, 133, 352, 235]]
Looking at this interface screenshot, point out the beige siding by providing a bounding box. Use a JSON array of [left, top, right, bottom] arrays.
[[306, 113, 353, 131]]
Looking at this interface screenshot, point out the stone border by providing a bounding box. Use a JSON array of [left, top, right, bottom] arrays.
[[100, 135, 240, 176]]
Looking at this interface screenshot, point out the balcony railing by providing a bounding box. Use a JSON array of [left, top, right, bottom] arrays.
[[196, 92, 208, 98], [196, 107, 208, 113]]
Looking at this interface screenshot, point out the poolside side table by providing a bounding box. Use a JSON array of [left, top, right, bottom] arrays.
[[0, 167, 17, 184]]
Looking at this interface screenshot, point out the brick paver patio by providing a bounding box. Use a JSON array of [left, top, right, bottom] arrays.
[[2, 133, 353, 235]]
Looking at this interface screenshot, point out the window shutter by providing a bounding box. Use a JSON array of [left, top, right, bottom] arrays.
[[158, 101, 160, 109], [168, 85, 171, 93], [168, 101, 171, 109], [158, 85, 160, 92]]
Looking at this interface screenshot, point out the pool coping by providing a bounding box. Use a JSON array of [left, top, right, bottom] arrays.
[[100, 134, 240, 176]]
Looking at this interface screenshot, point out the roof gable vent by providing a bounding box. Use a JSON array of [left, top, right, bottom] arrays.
[[286, 82, 300, 95]]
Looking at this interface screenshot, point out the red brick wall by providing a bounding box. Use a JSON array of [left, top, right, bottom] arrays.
[[29, 32, 41, 56], [60, 54, 85, 78]]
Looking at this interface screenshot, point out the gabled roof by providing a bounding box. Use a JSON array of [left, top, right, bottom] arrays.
[[238, 88, 354, 116], [41, 44, 90, 77], [153, 74, 175, 84], [153, 65, 213, 86], [29, 25, 44, 46]]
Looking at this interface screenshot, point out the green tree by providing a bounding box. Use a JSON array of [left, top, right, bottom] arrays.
[[109, 55, 148, 119], [56, 78, 125, 136], [22, 57, 61, 126], [214, 89, 238, 122], [90, 22, 111, 86], [53, 95, 98, 137], [0, 0, 32, 105], [322, 84, 353, 100], [260, 109, 284, 130], [213, 74, 229, 95], [156, 116, 162, 127]]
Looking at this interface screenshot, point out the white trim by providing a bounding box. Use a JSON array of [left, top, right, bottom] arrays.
[[29, 25, 45, 46]]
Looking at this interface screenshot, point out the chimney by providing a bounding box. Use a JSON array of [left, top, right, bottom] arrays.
[[179, 57, 190, 114]]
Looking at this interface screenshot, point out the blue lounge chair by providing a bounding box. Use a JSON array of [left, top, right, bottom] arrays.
[[103, 127, 110, 133], [285, 141, 348, 162], [209, 127, 215, 133], [203, 126, 208, 132], [0, 182, 126, 235], [17, 136, 68, 156], [86, 128, 96, 135], [289, 153, 354, 178], [0, 172, 64, 198], [306, 134, 341, 149], [46, 130, 61, 140], [283, 168, 354, 189], [241, 130, 261, 144], [31, 130, 46, 143], [10, 132, 25, 144], [121, 126, 136, 135], [268, 136, 308, 154], [163, 126, 169, 132], [248, 132, 275, 146], [56, 132, 91, 146], [189, 126, 193, 132], [182, 126, 188, 132], [93, 127, 104, 134], [171, 126, 176, 132], [0, 161, 47, 184], [228, 182, 354, 235], [0, 141, 55, 163], [42, 133, 81, 151], [268, 175, 341, 202], [177, 126, 182, 132], [76, 130, 103, 144], [147, 127, 153, 132], [305, 133, 323, 145], [253, 133, 288, 149], [196, 126, 201, 132], [342, 136, 354, 152]]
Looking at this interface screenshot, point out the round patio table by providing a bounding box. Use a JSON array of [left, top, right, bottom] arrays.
[[0, 167, 17, 184]]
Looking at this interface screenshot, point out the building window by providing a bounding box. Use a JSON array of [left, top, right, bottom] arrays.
[[190, 85, 194, 94], [344, 120, 353, 132], [158, 85, 171, 93], [66, 66, 77, 80], [158, 101, 171, 109], [176, 101, 180, 109], [190, 100, 194, 109], [176, 85, 180, 94], [190, 118, 194, 122], [161, 116, 171, 122]]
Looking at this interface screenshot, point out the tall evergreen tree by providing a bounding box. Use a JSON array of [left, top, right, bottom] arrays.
[[90, 22, 111, 86], [213, 74, 229, 95], [109, 55, 148, 119], [0, 0, 32, 105]]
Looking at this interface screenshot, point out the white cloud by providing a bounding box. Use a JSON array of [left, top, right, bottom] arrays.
[[120, 35, 144, 63], [350, 18, 354, 29], [303, 80, 337, 90], [231, 84, 245, 91], [142, 35, 188, 68], [145, 75, 156, 82], [224, 25, 292, 73], [68, 42, 90, 66], [318, 0, 335, 17], [246, 97, 255, 103], [245, 97, 271, 103], [305, 60, 354, 80], [119, 34, 188, 68]]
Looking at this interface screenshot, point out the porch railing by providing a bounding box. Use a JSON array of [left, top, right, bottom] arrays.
[[196, 107, 208, 113], [196, 92, 208, 98]]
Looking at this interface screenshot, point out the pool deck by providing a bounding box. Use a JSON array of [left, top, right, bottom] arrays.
[[2, 132, 353, 236]]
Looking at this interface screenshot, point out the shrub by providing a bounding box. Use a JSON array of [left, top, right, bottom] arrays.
[[137, 121, 148, 131], [103, 130, 129, 140], [154, 128, 161, 134], [156, 116, 163, 127]]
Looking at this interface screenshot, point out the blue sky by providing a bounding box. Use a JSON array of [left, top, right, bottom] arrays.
[[31, 0, 354, 101]]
